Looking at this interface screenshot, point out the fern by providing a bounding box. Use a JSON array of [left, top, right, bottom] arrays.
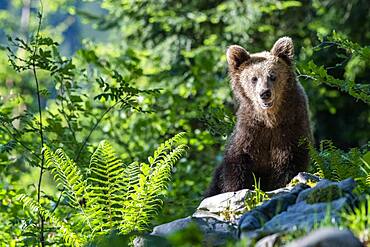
[[17, 194, 84, 247], [360, 158, 370, 187], [120, 132, 187, 234], [18, 133, 187, 246], [86, 140, 127, 233], [0, 140, 16, 153], [44, 147, 87, 209], [309, 140, 370, 191]]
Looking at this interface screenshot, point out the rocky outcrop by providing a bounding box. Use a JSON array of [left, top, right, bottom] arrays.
[[139, 173, 363, 246], [286, 227, 363, 247]]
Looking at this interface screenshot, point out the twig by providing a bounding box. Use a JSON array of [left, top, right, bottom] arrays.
[[297, 74, 318, 81], [74, 100, 121, 162], [32, 4, 46, 246], [1, 125, 41, 161], [58, 81, 78, 143], [326, 57, 351, 70], [51, 191, 63, 213]]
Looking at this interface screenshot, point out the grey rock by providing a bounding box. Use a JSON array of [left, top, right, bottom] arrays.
[[313, 178, 332, 188], [152, 216, 193, 236], [257, 193, 297, 218], [238, 183, 309, 238], [255, 233, 281, 247], [134, 235, 170, 247], [290, 172, 321, 185], [239, 178, 357, 242], [286, 227, 363, 247], [338, 178, 356, 193], [191, 217, 239, 245], [296, 178, 355, 203], [288, 197, 350, 214], [151, 216, 238, 246], [266, 187, 292, 198], [264, 211, 328, 233], [290, 183, 310, 195], [239, 210, 268, 231], [150, 173, 360, 247], [262, 197, 350, 232], [192, 209, 225, 222], [296, 180, 336, 203], [266, 179, 310, 198], [194, 189, 253, 223], [240, 229, 264, 240]]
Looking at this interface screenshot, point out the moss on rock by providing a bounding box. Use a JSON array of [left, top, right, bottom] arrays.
[[288, 177, 317, 188], [306, 185, 344, 204]]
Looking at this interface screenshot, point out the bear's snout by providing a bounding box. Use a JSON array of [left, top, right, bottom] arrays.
[[260, 89, 272, 100]]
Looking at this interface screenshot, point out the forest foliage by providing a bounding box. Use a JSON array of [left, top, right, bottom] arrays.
[[0, 0, 369, 246]]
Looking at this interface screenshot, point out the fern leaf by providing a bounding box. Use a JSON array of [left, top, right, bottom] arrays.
[[44, 146, 87, 209], [119, 133, 187, 234], [17, 194, 83, 247], [360, 158, 370, 187], [41, 133, 187, 239], [86, 140, 125, 233], [0, 140, 16, 153]]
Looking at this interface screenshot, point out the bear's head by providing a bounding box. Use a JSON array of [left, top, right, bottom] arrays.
[[226, 37, 295, 115]]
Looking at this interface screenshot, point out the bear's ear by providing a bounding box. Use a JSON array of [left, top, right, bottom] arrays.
[[226, 45, 250, 70], [271, 37, 294, 64]]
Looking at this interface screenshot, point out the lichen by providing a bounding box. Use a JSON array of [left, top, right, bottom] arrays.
[[306, 180, 318, 188], [306, 185, 343, 204], [287, 178, 300, 187], [220, 205, 233, 221], [288, 178, 317, 188]]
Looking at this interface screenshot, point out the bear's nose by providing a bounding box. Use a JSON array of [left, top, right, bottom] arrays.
[[260, 89, 272, 100]]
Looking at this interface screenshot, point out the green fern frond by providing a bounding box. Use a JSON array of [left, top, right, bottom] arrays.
[[310, 141, 370, 191], [0, 140, 16, 153], [86, 140, 126, 233], [17, 194, 83, 247], [44, 146, 94, 232], [122, 161, 141, 186], [360, 158, 370, 187], [44, 146, 87, 209], [119, 133, 187, 234], [308, 142, 327, 178], [40, 133, 187, 240]]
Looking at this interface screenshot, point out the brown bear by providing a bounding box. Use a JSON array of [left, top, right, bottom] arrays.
[[205, 37, 312, 197]]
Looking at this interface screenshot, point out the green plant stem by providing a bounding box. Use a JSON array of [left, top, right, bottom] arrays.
[[33, 7, 45, 247], [51, 191, 63, 213], [34, 64, 45, 247], [74, 100, 121, 162]]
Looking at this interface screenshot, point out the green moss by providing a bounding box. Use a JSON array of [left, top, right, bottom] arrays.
[[287, 178, 300, 187], [288, 178, 317, 188], [306, 185, 343, 204], [306, 180, 318, 188]]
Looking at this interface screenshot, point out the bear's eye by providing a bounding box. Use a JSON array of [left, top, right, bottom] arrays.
[[251, 76, 258, 84], [269, 73, 276, 81]]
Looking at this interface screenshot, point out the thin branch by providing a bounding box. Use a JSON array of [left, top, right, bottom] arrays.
[[108, 117, 134, 160], [1, 125, 41, 161], [326, 57, 351, 71], [297, 74, 318, 81], [58, 81, 78, 143], [74, 100, 121, 162], [32, 4, 46, 246], [51, 191, 64, 213]]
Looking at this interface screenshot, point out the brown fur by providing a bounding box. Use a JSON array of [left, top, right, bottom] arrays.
[[205, 37, 312, 197]]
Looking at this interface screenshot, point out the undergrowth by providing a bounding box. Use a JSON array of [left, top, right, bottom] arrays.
[[18, 133, 187, 246]]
